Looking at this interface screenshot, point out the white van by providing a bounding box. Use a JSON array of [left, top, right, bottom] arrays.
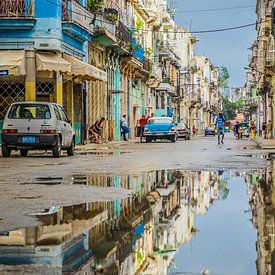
[[1, 102, 75, 157]]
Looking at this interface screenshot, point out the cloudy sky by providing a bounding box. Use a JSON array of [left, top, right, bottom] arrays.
[[173, 0, 256, 87]]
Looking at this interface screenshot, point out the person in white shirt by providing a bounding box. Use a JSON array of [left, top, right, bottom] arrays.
[[121, 115, 129, 141]]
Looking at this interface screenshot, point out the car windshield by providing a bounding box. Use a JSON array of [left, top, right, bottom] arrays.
[[176, 123, 186, 128], [208, 126, 215, 130], [148, 118, 172, 124], [8, 104, 51, 119]]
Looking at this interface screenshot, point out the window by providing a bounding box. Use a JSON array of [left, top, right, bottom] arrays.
[[53, 105, 62, 121], [57, 105, 69, 122], [8, 104, 51, 119], [148, 118, 172, 124]]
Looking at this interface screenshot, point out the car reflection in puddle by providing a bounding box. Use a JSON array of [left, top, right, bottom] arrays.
[[0, 169, 272, 274]]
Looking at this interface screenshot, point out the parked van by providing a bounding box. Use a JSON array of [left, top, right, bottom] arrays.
[[1, 102, 75, 157]]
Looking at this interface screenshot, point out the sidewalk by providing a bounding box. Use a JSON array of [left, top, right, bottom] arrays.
[[253, 137, 275, 150], [75, 140, 136, 153]]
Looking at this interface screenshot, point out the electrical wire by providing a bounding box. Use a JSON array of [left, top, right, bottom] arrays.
[[45, 0, 261, 35]]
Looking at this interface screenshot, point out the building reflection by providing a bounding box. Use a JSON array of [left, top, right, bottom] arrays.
[[0, 170, 223, 274], [247, 162, 275, 275]]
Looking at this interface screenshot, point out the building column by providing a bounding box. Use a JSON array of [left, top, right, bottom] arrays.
[[55, 72, 63, 105], [66, 80, 74, 124], [25, 50, 36, 101]]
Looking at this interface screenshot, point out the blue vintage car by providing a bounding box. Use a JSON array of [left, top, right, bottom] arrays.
[[144, 117, 177, 143]]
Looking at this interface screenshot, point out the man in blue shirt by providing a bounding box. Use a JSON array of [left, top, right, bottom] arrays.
[[216, 112, 225, 145]]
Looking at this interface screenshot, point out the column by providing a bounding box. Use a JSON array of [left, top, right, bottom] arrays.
[[55, 72, 63, 105], [25, 50, 36, 101], [66, 80, 74, 124]]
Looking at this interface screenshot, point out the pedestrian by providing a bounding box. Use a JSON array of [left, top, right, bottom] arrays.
[[139, 115, 148, 142], [192, 125, 196, 136], [250, 122, 256, 139], [89, 117, 105, 144], [235, 121, 241, 140], [121, 115, 129, 141], [267, 120, 273, 139], [150, 112, 155, 118], [262, 121, 267, 139], [216, 112, 225, 145]]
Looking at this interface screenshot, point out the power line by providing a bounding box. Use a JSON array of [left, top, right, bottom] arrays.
[[45, 0, 259, 35], [175, 5, 255, 14]]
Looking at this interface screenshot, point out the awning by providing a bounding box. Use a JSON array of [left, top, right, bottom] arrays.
[[155, 82, 175, 94], [0, 50, 26, 76], [36, 52, 71, 73], [64, 54, 107, 82]]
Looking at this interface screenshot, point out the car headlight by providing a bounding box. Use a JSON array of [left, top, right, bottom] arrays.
[[144, 127, 149, 132], [170, 127, 176, 132]]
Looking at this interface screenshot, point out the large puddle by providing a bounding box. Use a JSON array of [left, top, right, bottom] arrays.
[[0, 167, 274, 274]]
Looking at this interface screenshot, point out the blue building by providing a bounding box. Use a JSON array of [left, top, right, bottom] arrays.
[[0, 0, 107, 144]]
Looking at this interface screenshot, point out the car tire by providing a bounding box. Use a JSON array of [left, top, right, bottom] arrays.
[[145, 137, 151, 143], [52, 137, 61, 158], [2, 145, 11, 157], [171, 135, 176, 143], [20, 149, 28, 157], [67, 138, 75, 156]]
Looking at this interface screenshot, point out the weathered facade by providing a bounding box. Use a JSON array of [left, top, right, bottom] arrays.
[[0, 0, 222, 143]]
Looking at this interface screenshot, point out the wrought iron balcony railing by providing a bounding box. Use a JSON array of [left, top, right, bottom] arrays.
[[62, 0, 94, 34], [0, 0, 34, 17], [116, 21, 131, 51]]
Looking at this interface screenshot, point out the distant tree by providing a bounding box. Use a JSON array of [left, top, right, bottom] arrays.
[[219, 66, 230, 88], [222, 96, 244, 121]]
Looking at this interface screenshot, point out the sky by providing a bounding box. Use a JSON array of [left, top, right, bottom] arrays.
[[172, 0, 257, 87]]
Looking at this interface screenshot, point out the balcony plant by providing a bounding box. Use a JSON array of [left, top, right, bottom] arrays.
[[87, 0, 104, 12]]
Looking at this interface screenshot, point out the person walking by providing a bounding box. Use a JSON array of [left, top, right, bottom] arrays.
[[121, 115, 129, 141], [216, 112, 225, 145], [262, 122, 266, 139], [139, 115, 148, 143], [267, 120, 273, 139], [250, 122, 256, 139]]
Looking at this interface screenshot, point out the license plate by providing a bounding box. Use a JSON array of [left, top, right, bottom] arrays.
[[22, 136, 36, 143]]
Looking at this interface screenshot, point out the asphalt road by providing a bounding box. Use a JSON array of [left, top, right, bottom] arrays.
[[0, 134, 268, 231]]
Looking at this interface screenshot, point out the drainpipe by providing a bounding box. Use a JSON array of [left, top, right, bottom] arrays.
[[83, 41, 89, 144]]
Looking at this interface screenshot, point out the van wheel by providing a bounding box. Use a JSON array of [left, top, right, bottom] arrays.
[[67, 139, 75, 156], [52, 137, 61, 158], [2, 145, 11, 157], [20, 149, 28, 157]]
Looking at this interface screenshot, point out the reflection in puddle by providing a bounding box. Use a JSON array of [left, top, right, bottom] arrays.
[[0, 168, 273, 274]]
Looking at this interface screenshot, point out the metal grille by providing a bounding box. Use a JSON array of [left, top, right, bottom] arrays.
[[0, 0, 30, 17], [88, 80, 105, 127], [0, 79, 25, 120], [36, 81, 55, 96]]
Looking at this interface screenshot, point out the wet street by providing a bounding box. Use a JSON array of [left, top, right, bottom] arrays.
[[0, 135, 274, 274]]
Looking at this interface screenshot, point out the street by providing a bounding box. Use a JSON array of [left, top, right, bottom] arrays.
[[0, 134, 272, 274], [0, 134, 267, 231]]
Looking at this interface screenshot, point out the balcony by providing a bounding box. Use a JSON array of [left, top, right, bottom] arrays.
[[116, 21, 131, 53], [0, 0, 35, 29], [62, 0, 93, 41], [158, 42, 178, 62], [131, 39, 145, 62], [93, 13, 117, 45]]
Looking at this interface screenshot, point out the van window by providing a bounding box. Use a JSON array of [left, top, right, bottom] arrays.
[[57, 105, 69, 122], [53, 106, 62, 121], [8, 104, 51, 119]]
